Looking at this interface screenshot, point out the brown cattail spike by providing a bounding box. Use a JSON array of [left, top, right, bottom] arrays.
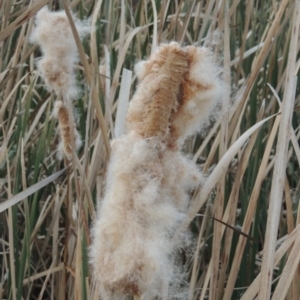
[[53, 101, 81, 160], [126, 43, 189, 139]]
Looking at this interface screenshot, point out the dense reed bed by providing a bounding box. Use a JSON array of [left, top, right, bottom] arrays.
[[0, 0, 300, 299]]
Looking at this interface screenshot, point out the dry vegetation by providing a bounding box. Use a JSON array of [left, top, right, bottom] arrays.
[[1, 0, 300, 299]]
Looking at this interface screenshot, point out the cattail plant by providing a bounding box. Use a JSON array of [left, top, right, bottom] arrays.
[[31, 6, 89, 160], [90, 42, 225, 299]]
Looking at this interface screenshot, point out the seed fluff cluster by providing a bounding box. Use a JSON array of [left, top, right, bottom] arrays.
[[31, 6, 90, 160], [90, 42, 225, 299]]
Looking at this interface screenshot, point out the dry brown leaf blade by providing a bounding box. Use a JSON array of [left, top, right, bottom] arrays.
[[184, 113, 278, 229], [0, 0, 51, 43], [258, 0, 300, 297], [0, 168, 66, 212]]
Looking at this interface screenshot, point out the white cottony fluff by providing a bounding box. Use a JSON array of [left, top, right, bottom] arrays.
[[31, 7, 89, 160], [31, 6, 90, 98], [91, 134, 202, 299], [90, 42, 225, 299]]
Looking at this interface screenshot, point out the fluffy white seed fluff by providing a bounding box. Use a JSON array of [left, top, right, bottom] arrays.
[[90, 42, 225, 299], [31, 6, 90, 98], [31, 7, 88, 160], [91, 134, 202, 299], [170, 46, 226, 145]]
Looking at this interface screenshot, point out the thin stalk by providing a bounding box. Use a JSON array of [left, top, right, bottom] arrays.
[[258, 1, 300, 298]]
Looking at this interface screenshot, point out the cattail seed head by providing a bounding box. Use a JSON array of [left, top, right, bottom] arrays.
[[127, 43, 224, 149], [53, 101, 81, 160], [169, 46, 225, 146], [31, 6, 90, 98], [90, 42, 226, 299], [32, 6, 88, 161], [127, 42, 189, 139]]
